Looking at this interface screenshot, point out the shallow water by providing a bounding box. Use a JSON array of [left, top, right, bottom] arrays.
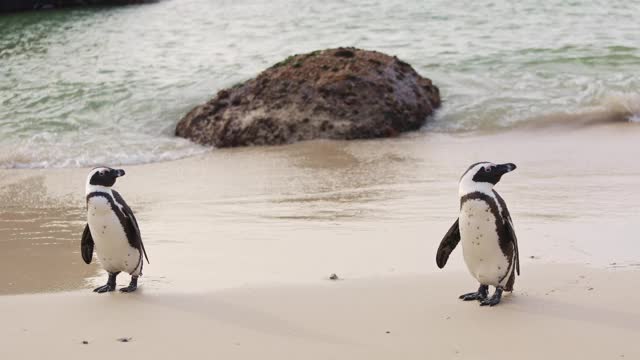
[[1, 0, 639, 168]]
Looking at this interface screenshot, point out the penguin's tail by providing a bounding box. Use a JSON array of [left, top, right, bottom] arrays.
[[141, 242, 150, 264], [504, 271, 515, 292]]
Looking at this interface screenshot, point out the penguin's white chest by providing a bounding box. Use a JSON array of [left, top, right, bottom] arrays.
[[87, 196, 140, 274], [459, 198, 509, 286]]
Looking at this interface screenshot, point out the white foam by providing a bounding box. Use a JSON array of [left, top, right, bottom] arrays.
[[0, 136, 210, 169], [599, 92, 640, 122]]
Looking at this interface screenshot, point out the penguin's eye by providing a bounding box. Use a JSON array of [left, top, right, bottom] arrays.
[[484, 167, 492, 172], [98, 170, 105, 176]]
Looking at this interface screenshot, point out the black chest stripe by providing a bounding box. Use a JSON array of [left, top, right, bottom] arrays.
[[86, 192, 139, 251]]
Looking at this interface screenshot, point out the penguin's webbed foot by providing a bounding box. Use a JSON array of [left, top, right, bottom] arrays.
[[93, 272, 119, 294], [93, 284, 116, 293], [459, 284, 489, 301], [480, 288, 503, 307], [119, 285, 137, 293], [119, 276, 138, 293]]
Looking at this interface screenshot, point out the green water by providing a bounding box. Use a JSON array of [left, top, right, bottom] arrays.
[[1, 0, 638, 168]]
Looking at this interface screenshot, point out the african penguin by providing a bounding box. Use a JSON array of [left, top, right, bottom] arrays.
[[81, 167, 149, 293], [436, 162, 520, 306]]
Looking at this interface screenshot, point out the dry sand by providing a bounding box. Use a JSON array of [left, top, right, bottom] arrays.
[[1, 265, 639, 359], [1, 123, 640, 358]]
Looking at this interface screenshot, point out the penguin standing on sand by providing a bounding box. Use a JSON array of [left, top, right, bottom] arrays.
[[81, 167, 149, 293], [436, 162, 520, 306]]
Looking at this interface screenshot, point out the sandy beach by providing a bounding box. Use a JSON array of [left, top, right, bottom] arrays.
[[1, 264, 639, 359], [1, 123, 640, 358]]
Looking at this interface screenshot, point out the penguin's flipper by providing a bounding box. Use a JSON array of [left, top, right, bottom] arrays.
[[436, 219, 461, 268], [81, 224, 94, 264], [112, 190, 150, 264]]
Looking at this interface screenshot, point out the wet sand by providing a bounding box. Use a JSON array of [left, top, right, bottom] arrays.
[[1, 124, 640, 357], [2, 123, 640, 293], [0, 175, 98, 293]]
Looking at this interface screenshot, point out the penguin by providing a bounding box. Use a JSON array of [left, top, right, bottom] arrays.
[[436, 162, 520, 306], [81, 167, 149, 293]]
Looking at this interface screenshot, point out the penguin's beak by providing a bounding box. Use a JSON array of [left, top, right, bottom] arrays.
[[113, 169, 126, 177], [497, 163, 517, 174]]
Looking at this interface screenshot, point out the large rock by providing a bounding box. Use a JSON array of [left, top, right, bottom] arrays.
[[176, 48, 441, 147]]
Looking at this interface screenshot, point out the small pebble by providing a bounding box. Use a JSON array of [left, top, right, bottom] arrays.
[[82, 341, 89, 345], [385, 331, 390, 334], [329, 273, 339, 281], [588, 287, 594, 291], [117, 337, 132, 343]]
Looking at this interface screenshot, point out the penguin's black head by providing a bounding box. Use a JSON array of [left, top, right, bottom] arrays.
[[461, 162, 517, 187], [88, 167, 125, 187]]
